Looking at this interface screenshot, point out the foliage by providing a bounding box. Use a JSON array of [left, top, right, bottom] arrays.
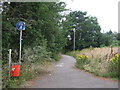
[[63, 11, 102, 50], [109, 54, 119, 72], [2, 2, 67, 59], [66, 50, 80, 57], [63, 11, 119, 51], [76, 54, 88, 60], [76, 54, 89, 69], [23, 46, 53, 63], [110, 54, 119, 64], [110, 40, 119, 47], [100, 31, 119, 47], [2, 2, 67, 88]]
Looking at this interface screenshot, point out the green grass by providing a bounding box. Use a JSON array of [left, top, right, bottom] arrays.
[[66, 50, 81, 58]]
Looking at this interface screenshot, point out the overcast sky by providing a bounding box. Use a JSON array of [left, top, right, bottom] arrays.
[[62, 0, 119, 33]]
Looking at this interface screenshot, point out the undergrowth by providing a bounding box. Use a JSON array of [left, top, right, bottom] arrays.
[[2, 46, 60, 88]]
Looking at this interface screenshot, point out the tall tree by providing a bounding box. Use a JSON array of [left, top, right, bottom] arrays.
[[2, 2, 67, 60], [63, 11, 102, 50]]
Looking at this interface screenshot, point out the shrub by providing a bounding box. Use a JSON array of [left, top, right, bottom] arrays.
[[23, 46, 53, 63], [76, 54, 89, 69], [76, 54, 89, 63], [109, 54, 119, 65], [108, 54, 119, 78]]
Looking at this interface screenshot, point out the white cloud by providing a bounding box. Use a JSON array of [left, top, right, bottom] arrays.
[[63, 0, 119, 33]]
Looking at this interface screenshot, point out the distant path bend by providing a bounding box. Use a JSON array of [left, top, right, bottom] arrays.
[[29, 55, 118, 88]]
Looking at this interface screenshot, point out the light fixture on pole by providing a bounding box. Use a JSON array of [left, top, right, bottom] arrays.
[[67, 34, 71, 41]]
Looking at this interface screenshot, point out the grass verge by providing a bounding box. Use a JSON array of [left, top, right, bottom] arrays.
[[67, 47, 119, 80], [2, 47, 61, 89]]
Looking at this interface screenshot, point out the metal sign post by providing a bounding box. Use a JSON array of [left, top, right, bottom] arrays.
[[16, 22, 25, 64], [19, 30, 22, 64]]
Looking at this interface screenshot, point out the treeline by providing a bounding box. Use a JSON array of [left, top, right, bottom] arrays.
[[2, 2, 119, 63], [100, 30, 119, 47], [62, 11, 119, 51]]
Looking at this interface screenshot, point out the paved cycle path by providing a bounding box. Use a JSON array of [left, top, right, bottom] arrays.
[[29, 55, 118, 88]]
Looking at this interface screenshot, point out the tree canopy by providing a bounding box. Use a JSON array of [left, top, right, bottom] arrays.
[[63, 11, 102, 50], [2, 2, 68, 60]]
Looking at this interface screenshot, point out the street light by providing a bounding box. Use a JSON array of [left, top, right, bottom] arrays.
[[73, 28, 75, 51], [73, 24, 76, 51], [67, 34, 72, 41], [67, 25, 76, 51]]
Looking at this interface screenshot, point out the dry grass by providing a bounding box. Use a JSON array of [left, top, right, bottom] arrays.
[[32, 62, 55, 74], [72, 47, 119, 79], [20, 62, 55, 88], [78, 47, 119, 61]]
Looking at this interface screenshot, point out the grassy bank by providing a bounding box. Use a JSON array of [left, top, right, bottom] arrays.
[[67, 47, 119, 80]]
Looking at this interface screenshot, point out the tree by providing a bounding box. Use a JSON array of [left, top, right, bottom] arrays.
[[63, 11, 102, 50], [2, 2, 67, 61]]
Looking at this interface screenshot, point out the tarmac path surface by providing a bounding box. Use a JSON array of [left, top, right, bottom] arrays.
[[27, 55, 118, 88]]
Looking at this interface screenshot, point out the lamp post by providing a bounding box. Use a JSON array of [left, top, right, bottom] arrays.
[[73, 28, 75, 51], [68, 24, 76, 51]]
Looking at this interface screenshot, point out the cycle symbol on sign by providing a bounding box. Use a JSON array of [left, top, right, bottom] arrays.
[[16, 22, 25, 30]]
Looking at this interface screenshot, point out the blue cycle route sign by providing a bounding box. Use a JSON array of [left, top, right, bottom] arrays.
[[16, 22, 25, 30]]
